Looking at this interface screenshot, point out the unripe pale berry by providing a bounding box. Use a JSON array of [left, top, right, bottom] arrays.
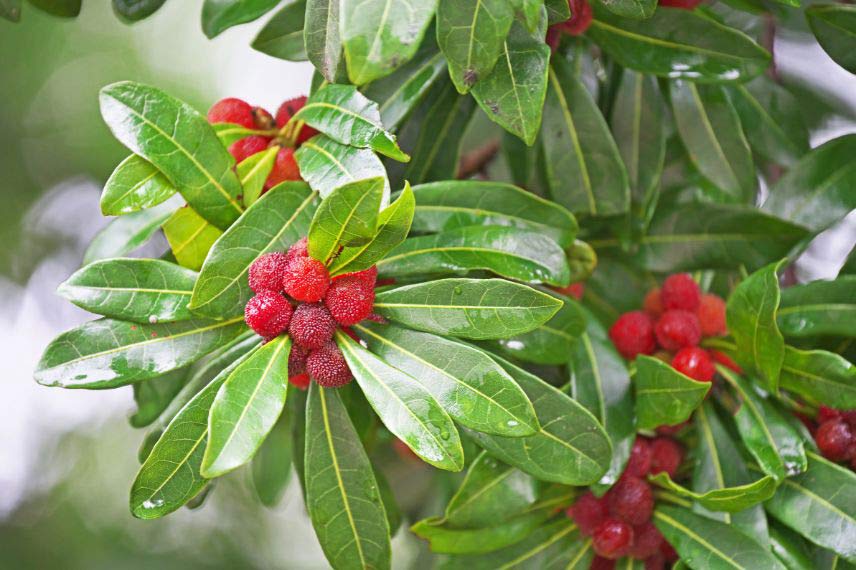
[[671, 347, 715, 382], [325, 275, 375, 326], [208, 97, 254, 128], [661, 273, 700, 312], [609, 311, 656, 360], [244, 291, 293, 339], [288, 303, 336, 349], [283, 256, 330, 302], [655, 310, 701, 351], [307, 341, 353, 387], [229, 135, 270, 163], [248, 252, 290, 293]]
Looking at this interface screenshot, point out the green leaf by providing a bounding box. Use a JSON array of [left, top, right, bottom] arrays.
[[471, 17, 550, 145], [84, 198, 178, 264], [634, 355, 710, 430], [762, 134, 856, 233], [163, 206, 223, 272], [294, 84, 408, 161], [510, 0, 543, 32], [294, 135, 389, 199], [237, 146, 278, 207], [28, 0, 80, 17], [653, 505, 786, 570], [130, 368, 188, 428], [597, 0, 656, 19], [58, 258, 197, 324], [355, 322, 539, 437], [807, 5, 856, 74], [779, 346, 856, 409], [409, 180, 578, 248], [329, 183, 414, 275], [465, 353, 612, 486], [288, 383, 308, 495], [337, 332, 464, 471], [341, 0, 438, 85], [251, 409, 292, 507], [373, 278, 562, 340], [251, 0, 308, 61], [651, 471, 776, 513], [726, 260, 785, 391], [587, 6, 770, 83], [412, 510, 553, 555], [777, 276, 856, 338], [35, 316, 246, 389], [670, 81, 755, 203], [305, 0, 344, 81], [377, 226, 571, 286], [201, 0, 279, 38], [567, 240, 597, 282], [763, 452, 856, 563], [202, 335, 291, 477], [1, 0, 20, 21], [544, 0, 569, 23], [212, 122, 265, 147], [769, 522, 814, 570], [99, 82, 243, 230], [101, 154, 177, 215], [542, 58, 629, 216], [435, 0, 515, 93], [307, 176, 384, 263], [190, 182, 316, 320]]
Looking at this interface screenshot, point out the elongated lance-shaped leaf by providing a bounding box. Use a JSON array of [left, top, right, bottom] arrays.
[[308, 176, 384, 264], [295, 134, 390, 200], [807, 5, 856, 74], [598, 0, 655, 19], [634, 355, 710, 430], [237, 146, 278, 207], [466, 352, 613, 486], [777, 275, 856, 338], [251, 0, 307, 61], [190, 183, 317, 319], [35, 316, 247, 389], [288, 382, 308, 496], [304, 383, 392, 569], [293, 85, 408, 161], [202, 335, 291, 478], [84, 196, 179, 264], [131, 368, 189, 428], [337, 331, 464, 471], [510, 0, 543, 32], [212, 121, 266, 146], [330, 183, 414, 275], [58, 258, 197, 324], [355, 322, 539, 437], [251, 406, 292, 507], [163, 206, 223, 272], [377, 225, 571, 286], [341, 0, 438, 85], [305, 0, 344, 82], [779, 346, 856, 409], [373, 278, 562, 340], [99, 81, 243, 230], [201, 0, 279, 38], [651, 471, 776, 514], [101, 154, 177, 215]]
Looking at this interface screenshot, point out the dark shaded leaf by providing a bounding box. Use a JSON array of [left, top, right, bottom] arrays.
[[130, 368, 188, 428], [84, 197, 178, 264], [807, 5, 856, 74], [597, 0, 656, 19], [201, 0, 279, 38], [28, 0, 80, 17], [778, 276, 856, 338], [251, 0, 308, 61], [251, 407, 292, 507]]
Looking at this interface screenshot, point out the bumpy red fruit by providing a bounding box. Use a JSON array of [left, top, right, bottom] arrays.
[[644, 552, 666, 570], [248, 252, 290, 293], [590, 556, 616, 570], [816, 419, 854, 462], [275, 95, 320, 144], [606, 476, 654, 526], [265, 147, 301, 189], [643, 288, 664, 317], [671, 347, 715, 382], [335, 265, 378, 288], [289, 303, 336, 349], [307, 341, 353, 387], [559, 0, 593, 35], [244, 291, 293, 339], [697, 293, 727, 337], [625, 437, 653, 478], [629, 521, 664, 559], [283, 256, 330, 302], [660, 541, 679, 562], [286, 237, 309, 263], [650, 438, 684, 478], [288, 342, 310, 376], [289, 373, 311, 390], [609, 311, 657, 359], [658, 0, 703, 8], [567, 491, 608, 536], [325, 275, 375, 326], [655, 310, 702, 351], [818, 405, 841, 423], [229, 135, 270, 163], [710, 350, 742, 374], [208, 97, 255, 128], [661, 273, 700, 311], [593, 519, 634, 559], [553, 282, 585, 300]]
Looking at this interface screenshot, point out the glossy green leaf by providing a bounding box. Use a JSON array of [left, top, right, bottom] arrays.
[[101, 155, 177, 216], [99, 82, 243, 230], [251, 409, 292, 507], [670, 81, 755, 203], [35, 316, 246, 389], [162, 206, 223, 272], [652, 471, 776, 513], [355, 322, 539, 437], [411, 510, 552, 555], [58, 258, 197, 324], [190, 182, 316, 320], [598, 0, 656, 19], [201, 0, 279, 38], [777, 276, 856, 338], [435, 0, 515, 93], [542, 58, 629, 216], [373, 278, 562, 340], [634, 355, 710, 430], [308, 176, 384, 263], [251, 0, 307, 61], [304, 0, 344, 82], [202, 335, 291, 477], [544, 0, 569, 23], [212, 122, 265, 147], [471, 17, 550, 145], [1, 0, 20, 21], [294, 134, 389, 199], [587, 6, 770, 83], [237, 146, 278, 207], [510, 0, 543, 32], [288, 383, 308, 494], [409, 180, 577, 249], [84, 198, 178, 264], [28, 0, 80, 16], [377, 226, 570, 286], [779, 346, 856, 409], [341, 0, 438, 85], [304, 383, 392, 569], [130, 368, 188, 428], [769, 522, 814, 570], [337, 332, 464, 471], [807, 5, 856, 74]]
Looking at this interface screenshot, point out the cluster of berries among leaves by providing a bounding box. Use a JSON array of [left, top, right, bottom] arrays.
[[243, 237, 378, 389], [800, 405, 856, 471]]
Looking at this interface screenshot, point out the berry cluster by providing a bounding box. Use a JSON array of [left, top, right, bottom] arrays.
[[803, 406, 856, 471], [608, 273, 733, 383], [207, 96, 319, 192], [243, 237, 378, 389], [568, 435, 684, 567]]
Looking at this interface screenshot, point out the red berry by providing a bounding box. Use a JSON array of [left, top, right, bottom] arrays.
[[650, 438, 684, 478], [710, 350, 742, 374], [656, 421, 689, 437], [288, 303, 336, 349], [306, 341, 353, 387], [208, 97, 254, 128], [661, 274, 700, 312], [660, 540, 679, 562], [283, 256, 330, 302], [553, 282, 585, 300], [248, 252, 290, 293], [244, 291, 293, 339], [629, 521, 664, 560], [818, 405, 841, 423], [325, 275, 375, 326], [815, 419, 854, 462], [289, 373, 311, 390], [286, 237, 309, 263], [609, 311, 657, 360], [655, 310, 701, 351], [842, 410, 856, 430], [561, 0, 593, 35], [252, 106, 274, 130], [643, 288, 664, 317], [275, 95, 307, 127], [335, 266, 379, 288], [606, 476, 654, 526], [592, 519, 634, 559], [658, 0, 703, 8], [265, 147, 302, 190], [644, 552, 666, 570], [229, 135, 270, 163], [567, 491, 608, 536], [671, 347, 715, 382], [288, 342, 310, 377], [697, 293, 727, 337], [545, 26, 563, 51], [625, 437, 653, 478], [590, 556, 616, 570]]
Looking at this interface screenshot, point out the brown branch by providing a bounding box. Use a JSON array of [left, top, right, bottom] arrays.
[[457, 139, 501, 179]]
